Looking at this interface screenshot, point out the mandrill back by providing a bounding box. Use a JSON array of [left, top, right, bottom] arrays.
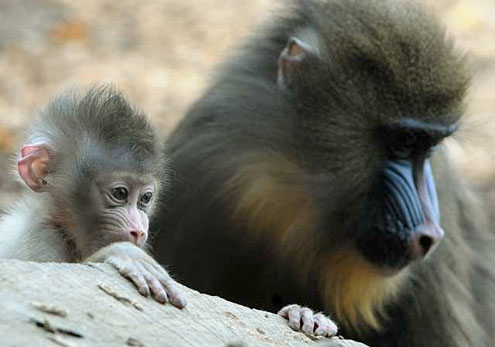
[[153, 0, 495, 346]]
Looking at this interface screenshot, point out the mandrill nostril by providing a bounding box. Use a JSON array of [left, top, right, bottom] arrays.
[[418, 235, 434, 255], [409, 230, 442, 261]]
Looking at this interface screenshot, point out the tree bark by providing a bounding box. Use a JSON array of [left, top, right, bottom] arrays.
[[0, 260, 367, 347]]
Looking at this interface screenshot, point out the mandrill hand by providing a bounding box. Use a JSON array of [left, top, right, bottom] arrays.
[[87, 242, 187, 308], [278, 304, 338, 338]]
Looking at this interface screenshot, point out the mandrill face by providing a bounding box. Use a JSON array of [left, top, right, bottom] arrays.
[[276, 10, 467, 274], [356, 121, 456, 271]]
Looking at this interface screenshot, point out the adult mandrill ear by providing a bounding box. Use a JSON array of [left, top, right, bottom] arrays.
[[277, 37, 318, 90], [17, 143, 54, 192]]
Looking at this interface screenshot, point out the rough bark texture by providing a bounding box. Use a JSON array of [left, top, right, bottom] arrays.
[[0, 260, 367, 347]]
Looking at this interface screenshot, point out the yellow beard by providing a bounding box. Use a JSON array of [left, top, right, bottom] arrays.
[[228, 152, 407, 332], [319, 250, 407, 332]]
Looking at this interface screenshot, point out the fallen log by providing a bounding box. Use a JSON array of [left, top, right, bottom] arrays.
[[0, 260, 367, 347]]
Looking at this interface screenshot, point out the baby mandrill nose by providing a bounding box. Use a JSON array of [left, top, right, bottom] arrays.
[[129, 230, 147, 247]]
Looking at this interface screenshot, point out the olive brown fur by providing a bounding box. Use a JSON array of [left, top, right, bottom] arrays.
[[153, 1, 495, 346], [0, 86, 189, 308], [31, 86, 167, 186]]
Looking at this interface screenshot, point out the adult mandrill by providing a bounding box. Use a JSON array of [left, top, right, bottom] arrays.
[[154, 0, 495, 345], [0, 86, 186, 308]]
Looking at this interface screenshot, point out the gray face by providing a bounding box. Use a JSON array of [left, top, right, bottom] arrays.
[[91, 172, 157, 249], [16, 141, 159, 257]]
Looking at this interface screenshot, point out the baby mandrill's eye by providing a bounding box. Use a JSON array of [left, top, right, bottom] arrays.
[[140, 192, 153, 206], [111, 187, 128, 201]]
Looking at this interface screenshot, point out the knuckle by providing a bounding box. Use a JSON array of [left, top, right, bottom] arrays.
[[119, 266, 133, 275], [301, 308, 313, 316], [162, 279, 176, 289], [142, 273, 154, 283], [103, 256, 116, 265], [284, 304, 300, 312], [314, 312, 325, 319]]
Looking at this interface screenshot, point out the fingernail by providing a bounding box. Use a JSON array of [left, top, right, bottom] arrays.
[[302, 324, 313, 333], [159, 294, 168, 304], [289, 322, 301, 331], [175, 296, 187, 308], [315, 327, 326, 336]]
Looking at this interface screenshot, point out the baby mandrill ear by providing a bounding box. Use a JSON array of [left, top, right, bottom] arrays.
[[17, 143, 54, 192]]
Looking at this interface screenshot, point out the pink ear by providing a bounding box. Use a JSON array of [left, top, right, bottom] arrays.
[[277, 37, 315, 89], [17, 143, 53, 192]]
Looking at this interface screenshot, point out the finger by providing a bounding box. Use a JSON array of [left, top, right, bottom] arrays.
[[147, 275, 170, 304], [122, 264, 150, 297], [162, 279, 187, 308], [325, 318, 338, 337], [300, 308, 314, 334], [151, 262, 173, 280], [314, 313, 327, 335], [277, 304, 299, 318], [314, 313, 338, 337], [136, 262, 169, 304], [288, 307, 302, 331], [314, 326, 328, 336], [144, 263, 187, 308], [107, 258, 150, 297]]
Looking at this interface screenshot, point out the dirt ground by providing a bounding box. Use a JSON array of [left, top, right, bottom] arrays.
[[0, 0, 494, 213]]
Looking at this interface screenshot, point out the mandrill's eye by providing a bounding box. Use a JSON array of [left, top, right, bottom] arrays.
[[140, 192, 153, 206], [390, 132, 418, 159], [111, 187, 128, 201]]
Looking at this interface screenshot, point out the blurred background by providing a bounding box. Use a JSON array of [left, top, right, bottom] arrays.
[[0, 0, 493, 216]]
